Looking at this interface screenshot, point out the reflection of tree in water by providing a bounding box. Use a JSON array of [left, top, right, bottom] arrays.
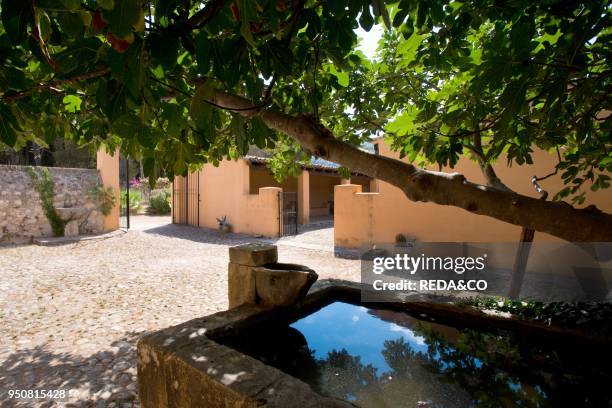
[[313, 338, 471, 408], [416, 325, 610, 407], [221, 319, 610, 407], [311, 325, 609, 407], [312, 349, 381, 403]]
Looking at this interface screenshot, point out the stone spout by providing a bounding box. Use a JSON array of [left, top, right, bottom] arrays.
[[228, 243, 318, 309], [55, 207, 89, 236]]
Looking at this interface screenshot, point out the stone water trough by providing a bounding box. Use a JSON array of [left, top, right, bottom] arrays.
[[137, 244, 612, 407], [137, 243, 340, 407]]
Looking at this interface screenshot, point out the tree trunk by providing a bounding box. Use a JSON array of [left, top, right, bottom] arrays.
[[508, 227, 535, 299], [212, 90, 612, 242]]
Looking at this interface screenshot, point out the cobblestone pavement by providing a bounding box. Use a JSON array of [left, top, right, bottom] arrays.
[[0, 216, 359, 407]]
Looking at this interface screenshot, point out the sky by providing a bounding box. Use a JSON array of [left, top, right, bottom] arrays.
[[355, 24, 384, 60]]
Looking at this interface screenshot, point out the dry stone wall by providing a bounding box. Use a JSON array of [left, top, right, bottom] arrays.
[[0, 165, 105, 244]]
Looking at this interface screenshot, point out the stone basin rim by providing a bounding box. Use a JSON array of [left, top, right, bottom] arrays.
[[137, 279, 609, 408]]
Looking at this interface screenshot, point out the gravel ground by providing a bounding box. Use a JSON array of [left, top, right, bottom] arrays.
[[0, 216, 360, 407]]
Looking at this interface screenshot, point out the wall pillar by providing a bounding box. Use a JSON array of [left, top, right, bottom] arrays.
[[369, 178, 379, 193], [96, 148, 120, 231], [298, 169, 310, 225]]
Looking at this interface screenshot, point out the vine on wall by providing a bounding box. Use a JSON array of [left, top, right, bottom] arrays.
[[88, 184, 116, 216], [27, 167, 68, 237]]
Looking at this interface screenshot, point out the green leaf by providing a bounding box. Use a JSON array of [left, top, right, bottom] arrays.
[[393, 6, 409, 28], [249, 116, 270, 148], [328, 65, 349, 87], [0, 103, 19, 147], [235, 0, 258, 49], [1, 0, 33, 44], [98, 0, 114, 10], [102, 0, 140, 37], [59, 0, 80, 11], [54, 37, 103, 74], [190, 83, 214, 131], [231, 114, 248, 155], [112, 114, 155, 148], [359, 8, 374, 31], [195, 32, 211, 74], [63, 95, 82, 112], [143, 156, 155, 179], [148, 32, 180, 69]]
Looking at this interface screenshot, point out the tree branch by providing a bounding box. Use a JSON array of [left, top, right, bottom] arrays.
[[0, 68, 111, 102], [186, 0, 228, 28], [212, 89, 612, 242], [471, 130, 511, 191]]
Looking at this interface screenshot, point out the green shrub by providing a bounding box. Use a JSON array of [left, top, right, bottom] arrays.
[[121, 190, 142, 213], [149, 190, 171, 214]]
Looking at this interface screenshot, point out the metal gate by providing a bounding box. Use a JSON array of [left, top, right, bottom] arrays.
[[282, 192, 298, 236], [119, 155, 131, 229]]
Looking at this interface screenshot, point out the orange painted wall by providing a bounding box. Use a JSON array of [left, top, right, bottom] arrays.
[[249, 166, 368, 217], [96, 148, 120, 231], [309, 173, 341, 216], [335, 139, 612, 247], [174, 159, 282, 237]]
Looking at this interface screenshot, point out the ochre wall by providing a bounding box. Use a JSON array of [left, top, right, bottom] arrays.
[[249, 166, 357, 217], [309, 173, 341, 216], [96, 148, 120, 232], [173, 160, 282, 237], [335, 139, 612, 248]]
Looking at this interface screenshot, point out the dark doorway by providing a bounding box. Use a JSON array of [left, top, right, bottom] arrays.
[[282, 192, 298, 236]]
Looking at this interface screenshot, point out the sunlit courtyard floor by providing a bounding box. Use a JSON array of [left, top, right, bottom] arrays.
[[0, 216, 359, 407]]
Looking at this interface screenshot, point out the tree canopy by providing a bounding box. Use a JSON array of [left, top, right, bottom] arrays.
[[1, 0, 611, 241]]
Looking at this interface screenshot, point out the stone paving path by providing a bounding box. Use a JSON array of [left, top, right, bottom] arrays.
[[0, 216, 360, 407]]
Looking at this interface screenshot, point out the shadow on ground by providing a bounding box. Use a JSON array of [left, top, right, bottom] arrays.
[[142, 223, 272, 246], [1, 332, 143, 407], [142, 222, 364, 259]]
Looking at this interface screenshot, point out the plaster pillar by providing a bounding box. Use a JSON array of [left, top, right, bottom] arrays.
[[369, 178, 379, 193], [96, 148, 120, 231], [298, 169, 310, 225]]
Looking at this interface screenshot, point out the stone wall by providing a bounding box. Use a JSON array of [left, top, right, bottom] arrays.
[[0, 165, 105, 244]]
